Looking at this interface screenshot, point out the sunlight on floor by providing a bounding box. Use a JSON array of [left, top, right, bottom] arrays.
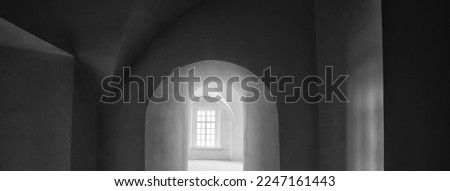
[[188, 160, 243, 171]]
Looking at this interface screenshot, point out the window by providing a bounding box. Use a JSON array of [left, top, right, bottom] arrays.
[[192, 108, 219, 148]]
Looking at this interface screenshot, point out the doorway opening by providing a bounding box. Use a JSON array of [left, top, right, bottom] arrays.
[[145, 60, 280, 171], [187, 83, 244, 171]]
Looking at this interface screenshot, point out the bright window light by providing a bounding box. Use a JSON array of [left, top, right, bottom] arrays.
[[193, 108, 218, 147]]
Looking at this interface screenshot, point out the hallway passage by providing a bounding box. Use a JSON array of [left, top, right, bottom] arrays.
[[188, 160, 243, 171]]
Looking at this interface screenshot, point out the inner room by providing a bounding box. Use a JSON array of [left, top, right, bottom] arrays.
[[187, 97, 243, 171], [145, 61, 280, 171]]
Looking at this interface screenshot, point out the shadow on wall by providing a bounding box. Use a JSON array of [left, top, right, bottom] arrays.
[[145, 60, 280, 171], [0, 18, 74, 170]]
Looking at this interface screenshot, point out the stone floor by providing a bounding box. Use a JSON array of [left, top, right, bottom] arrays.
[[188, 160, 243, 171]]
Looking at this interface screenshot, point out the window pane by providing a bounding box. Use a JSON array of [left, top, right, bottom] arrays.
[[194, 108, 219, 147]]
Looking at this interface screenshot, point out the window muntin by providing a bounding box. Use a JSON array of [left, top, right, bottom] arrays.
[[193, 108, 219, 148]]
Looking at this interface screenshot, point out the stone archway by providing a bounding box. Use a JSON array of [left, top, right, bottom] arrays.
[[145, 60, 280, 170]]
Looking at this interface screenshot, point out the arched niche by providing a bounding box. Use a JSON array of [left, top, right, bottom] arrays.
[[145, 60, 280, 170]]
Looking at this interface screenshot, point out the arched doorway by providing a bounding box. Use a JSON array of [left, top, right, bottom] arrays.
[[145, 60, 279, 170]]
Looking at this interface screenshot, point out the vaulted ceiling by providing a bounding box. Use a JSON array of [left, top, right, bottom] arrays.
[[0, 0, 202, 82]]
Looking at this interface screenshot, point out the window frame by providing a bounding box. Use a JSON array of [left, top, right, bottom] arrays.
[[190, 106, 221, 149]]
